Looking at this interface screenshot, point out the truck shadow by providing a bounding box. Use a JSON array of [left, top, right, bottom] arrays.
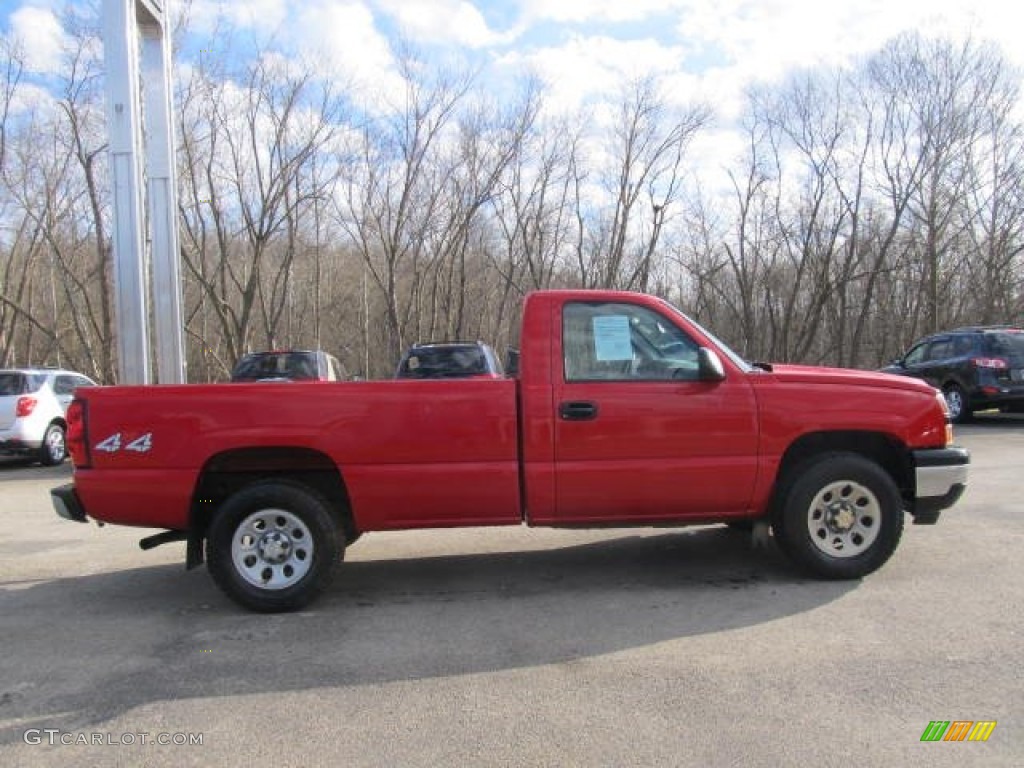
[[0, 527, 855, 741]]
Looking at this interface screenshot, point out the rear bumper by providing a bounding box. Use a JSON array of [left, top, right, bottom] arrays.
[[0, 421, 46, 452], [51, 483, 88, 523], [0, 437, 42, 455], [912, 447, 969, 524]]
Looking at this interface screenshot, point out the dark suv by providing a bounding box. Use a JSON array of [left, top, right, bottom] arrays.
[[882, 327, 1024, 422], [395, 342, 503, 380]]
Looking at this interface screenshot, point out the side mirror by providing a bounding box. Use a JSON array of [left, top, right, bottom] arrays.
[[698, 348, 726, 382]]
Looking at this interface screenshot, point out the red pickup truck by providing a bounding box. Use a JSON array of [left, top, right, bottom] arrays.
[[52, 290, 969, 612]]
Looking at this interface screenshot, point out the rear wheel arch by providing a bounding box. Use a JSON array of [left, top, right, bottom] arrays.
[[187, 447, 357, 567]]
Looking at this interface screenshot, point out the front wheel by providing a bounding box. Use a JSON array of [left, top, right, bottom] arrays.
[[207, 481, 342, 612], [773, 453, 904, 580]]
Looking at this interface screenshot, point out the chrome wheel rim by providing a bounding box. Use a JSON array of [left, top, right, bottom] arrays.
[[806, 480, 881, 558], [47, 428, 66, 462], [944, 388, 964, 420], [231, 509, 313, 590]]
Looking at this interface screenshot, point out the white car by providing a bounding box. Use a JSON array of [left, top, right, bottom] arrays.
[[0, 368, 97, 465]]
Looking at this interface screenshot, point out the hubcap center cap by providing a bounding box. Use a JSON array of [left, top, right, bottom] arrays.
[[258, 531, 292, 563], [829, 504, 856, 532]]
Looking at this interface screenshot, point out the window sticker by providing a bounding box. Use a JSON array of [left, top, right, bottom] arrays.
[[592, 315, 632, 361]]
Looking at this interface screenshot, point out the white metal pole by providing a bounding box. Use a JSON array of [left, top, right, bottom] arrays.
[[103, 0, 150, 384], [139, 2, 186, 384]]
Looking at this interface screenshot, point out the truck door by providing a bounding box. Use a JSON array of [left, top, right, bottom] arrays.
[[552, 300, 759, 522]]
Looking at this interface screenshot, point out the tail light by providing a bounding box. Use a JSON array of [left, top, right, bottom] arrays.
[[971, 357, 1008, 370], [66, 399, 90, 468], [16, 396, 37, 417]]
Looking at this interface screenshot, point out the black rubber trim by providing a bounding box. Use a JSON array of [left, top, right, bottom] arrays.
[[913, 446, 970, 468], [912, 483, 966, 523], [51, 483, 88, 523]]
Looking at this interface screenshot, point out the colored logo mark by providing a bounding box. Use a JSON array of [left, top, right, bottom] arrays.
[[920, 720, 997, 742]]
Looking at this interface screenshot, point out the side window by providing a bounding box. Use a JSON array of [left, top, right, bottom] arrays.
[[74, 375, 95, 388], [54, 375, 76, 395], [903, 342, 929, 366], [952, 336, 974, 357], [926, 339, 953, 361], [562, 302, 699, 382]]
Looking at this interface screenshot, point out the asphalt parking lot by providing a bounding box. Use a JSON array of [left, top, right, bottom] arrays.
[[0, 417, 1021, 767]]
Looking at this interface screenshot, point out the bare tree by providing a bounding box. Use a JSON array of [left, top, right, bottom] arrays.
[[587, 76, 710, 290], [178, 50, 345, 371]]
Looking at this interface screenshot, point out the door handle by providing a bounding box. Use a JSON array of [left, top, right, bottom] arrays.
[[559, 401, 598, 421]]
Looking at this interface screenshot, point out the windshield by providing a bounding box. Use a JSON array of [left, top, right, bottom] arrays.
[[656, 300, 754, 373]]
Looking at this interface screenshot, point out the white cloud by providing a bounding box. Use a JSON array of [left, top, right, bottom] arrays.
[[677, 0, 1024, 83], [501, 35, 687, 113], [519, 0, 686, 25], [290, 2, 404, 108], [187, 0, 289, 35], [7, 81, 59, 119], [373, 0, 505, 48], [9, 5, 66, 74]]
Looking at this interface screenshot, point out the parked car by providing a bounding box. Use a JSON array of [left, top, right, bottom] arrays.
[[230, 350, 346, 383], [881, 326, 1024, 422], [395, 342, 504, 379], [0, 368, 97, 464]]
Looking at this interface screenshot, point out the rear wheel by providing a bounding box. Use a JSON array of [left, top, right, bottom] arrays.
[[39, 423, 67, 466], [773, 453, 904, 580], [207, 481, 341, 612]]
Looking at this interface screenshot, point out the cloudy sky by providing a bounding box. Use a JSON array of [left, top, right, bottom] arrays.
[[3, 1, 1020, 104], [2, 0, 1021, 178]]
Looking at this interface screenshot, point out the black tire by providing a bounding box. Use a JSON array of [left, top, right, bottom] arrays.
[[942, 383, 972, 424], [39, 423, 67, 466], [773, 453, 904, 580], [207, 480, 342, 612]]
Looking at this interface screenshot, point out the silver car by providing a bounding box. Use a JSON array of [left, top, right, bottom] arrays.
[[0, 368, 97, 465]]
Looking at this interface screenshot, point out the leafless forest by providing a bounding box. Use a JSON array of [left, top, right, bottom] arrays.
[[2, 12, 1022, 382]]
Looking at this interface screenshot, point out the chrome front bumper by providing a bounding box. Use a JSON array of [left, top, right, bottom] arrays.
[[912, 447, 970, 523]]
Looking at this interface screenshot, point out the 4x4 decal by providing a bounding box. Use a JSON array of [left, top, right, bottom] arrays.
[[95, 432, 153, 453]]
